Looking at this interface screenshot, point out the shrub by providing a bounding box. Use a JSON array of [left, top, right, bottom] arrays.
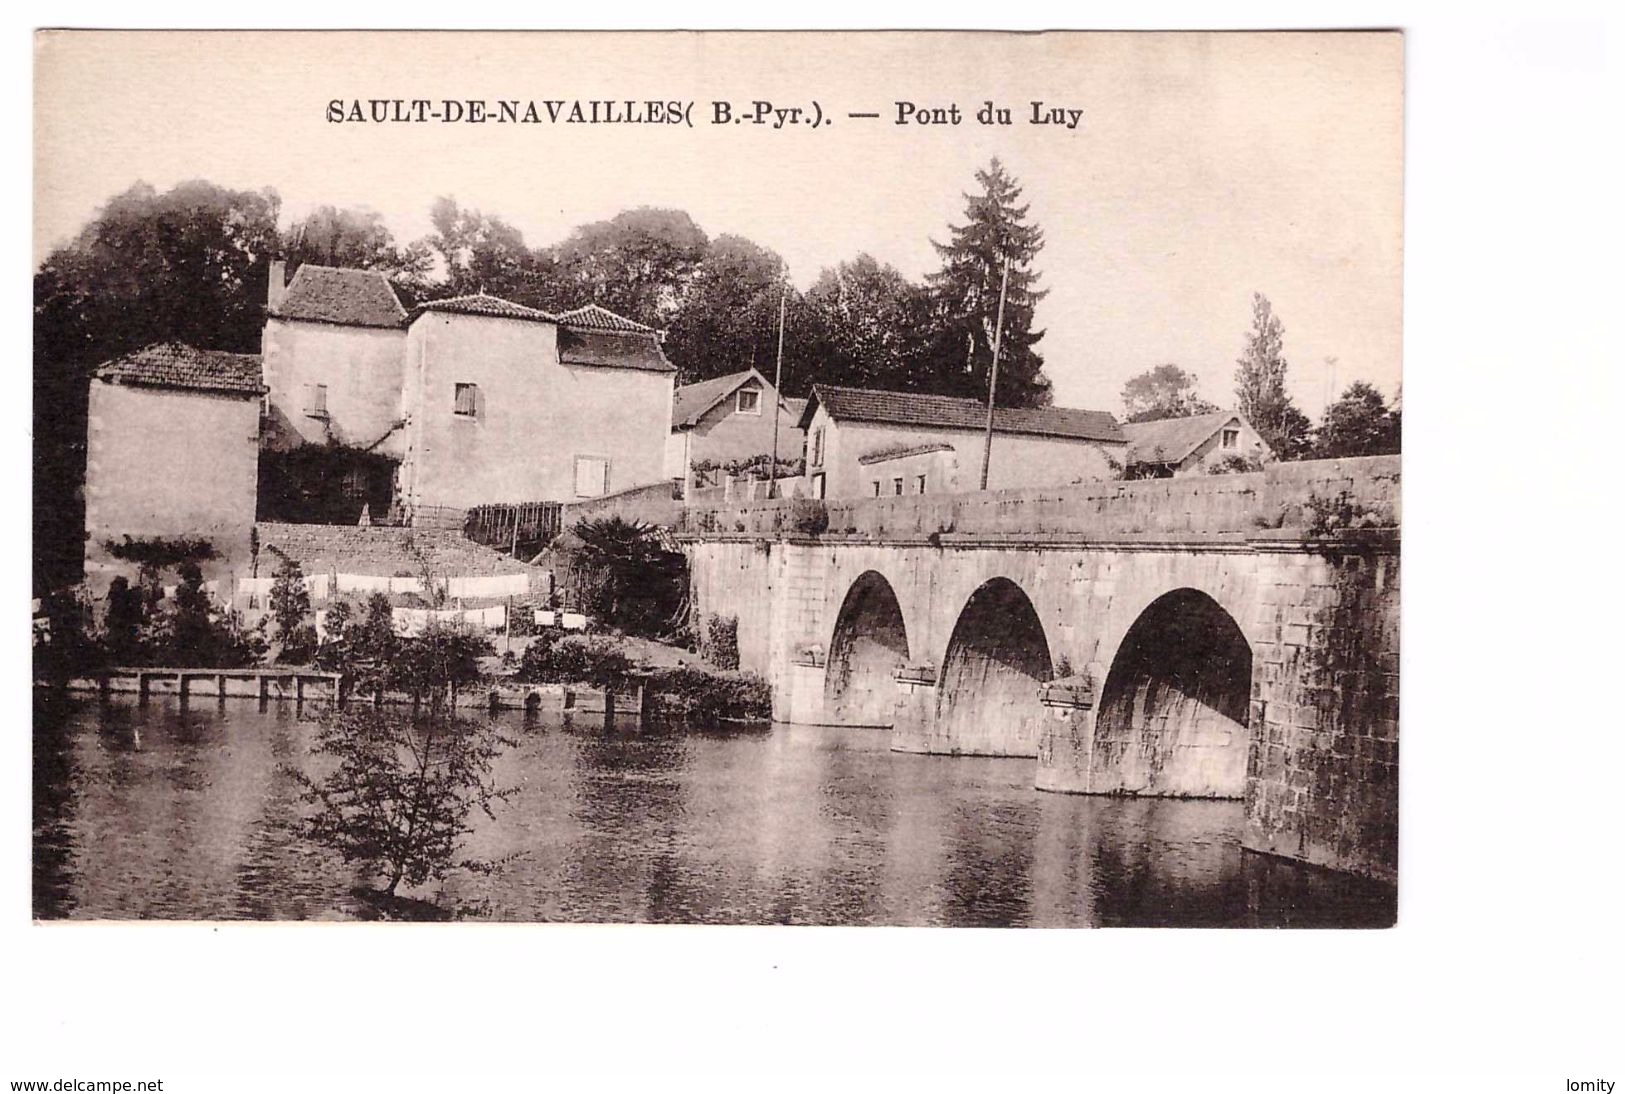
[[645, 666, 772, 722], [388, 621, 495, 712], [786, 498, 828, 535], [516, 632, 633, 689], [1205, 452, 1264, 475], [1304, 490, 1393, 536], [703, 613, 740, 670]]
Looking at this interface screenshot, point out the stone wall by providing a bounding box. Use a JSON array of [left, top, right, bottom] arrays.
[[686, 455, 1399, 541], [1243, 547, 1400, 883], [255, 522, 533, 579], [562, 480, 684, 530]]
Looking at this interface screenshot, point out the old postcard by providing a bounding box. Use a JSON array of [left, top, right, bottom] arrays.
[[32, 30, 1402, 927]]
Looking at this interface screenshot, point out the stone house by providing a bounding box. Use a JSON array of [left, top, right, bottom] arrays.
[[82, 342, 265, 590], [398, 298, 676, 513], [797, 384, 1126, 499], [1121, 411, 1271, 477], [666, 367, 806, 487], [259, 263, 677, 520]]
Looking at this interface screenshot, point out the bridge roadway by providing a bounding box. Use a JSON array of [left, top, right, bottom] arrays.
[[679, 455, 1400, 882]]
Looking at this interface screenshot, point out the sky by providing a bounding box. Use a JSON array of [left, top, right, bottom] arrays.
[[34, 30, 1402, 420]]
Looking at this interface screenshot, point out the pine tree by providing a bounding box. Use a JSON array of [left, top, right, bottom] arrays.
[[1234, 293, 1312, 459], [923, 159, 1053, 407]]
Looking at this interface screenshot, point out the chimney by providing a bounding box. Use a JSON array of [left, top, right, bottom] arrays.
[[268, 259, 287, 310]]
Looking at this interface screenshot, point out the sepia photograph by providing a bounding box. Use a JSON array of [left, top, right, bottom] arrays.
[[28, 29, 1407, 929]]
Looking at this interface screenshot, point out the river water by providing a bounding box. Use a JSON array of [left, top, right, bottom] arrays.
[[32, 693, 1395, 926]]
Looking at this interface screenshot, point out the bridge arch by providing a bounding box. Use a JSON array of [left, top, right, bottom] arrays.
[[1093, 588, 1253, 798], [935, 577, 1053, 756], [824, 570, 911, 727]]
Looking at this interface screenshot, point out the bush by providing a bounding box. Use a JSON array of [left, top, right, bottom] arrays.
[[516, 632, 633, 689], [786, 498, 828, 535], [388, 621, 495, 712], [1304, 490, 1393, 536], [1205, 452, 1264, 475], [645, 666, 772, 722], [702, 613, 740, 670]]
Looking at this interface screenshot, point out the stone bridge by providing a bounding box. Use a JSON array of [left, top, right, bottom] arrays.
[[679, 456, 1400, 882]]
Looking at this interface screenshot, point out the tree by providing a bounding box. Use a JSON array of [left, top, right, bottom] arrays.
[[34, 180, 282, 590], [547, 207, 710, 326], [284, 204, 435, 298], [1233, 293, 1313, 459], [315, 592, 399, 697], [388, 622, 494, 713], [421, 196, 544, 303], [1315, 381, 1401, 458], [267, 549, 314, 662], [790, 255, 936, 396], [568, 516, 688, 637], [922, 159, 1052, 406], [1121, 364, 1221, 423], [287, 710, 516, 900], [662, 233, 788, 384]]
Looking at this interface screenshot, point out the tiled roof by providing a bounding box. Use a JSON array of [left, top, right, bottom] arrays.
[[416, 294, 559, 323], [672, 370, 756, 428], [1123, 411, 1255, 465], [95, 342, 265, 397], [558, 328, 675, 374], [557, 304, 656, 334], [271, 265, 407, 329], [801, 384, 1125, 444], [858, 441, 956, 466]]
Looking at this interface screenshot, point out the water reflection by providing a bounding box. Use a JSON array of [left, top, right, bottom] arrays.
[[33, 696, 1395, 927]]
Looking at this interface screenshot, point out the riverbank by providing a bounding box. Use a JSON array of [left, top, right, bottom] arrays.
[[36, 632, 771, 723]]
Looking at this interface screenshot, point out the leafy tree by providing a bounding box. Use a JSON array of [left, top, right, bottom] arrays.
[[1233, 293, 1313, 459], [789, 254, 936, 396], [663, 233, 788, 384], [104, 577, 143, 662], [287, 710, 516, 899], [315, 592, 400, 697], [922, 159, 1052, 406], [1315, 381, 1401, 458], [389, 622, 494, 713], [1121, 364, 1221, 423], [422, 196, 543, 303], [33, 180, 282, 590], [267, 549, 314, 662], [547, 207, 710, 327]]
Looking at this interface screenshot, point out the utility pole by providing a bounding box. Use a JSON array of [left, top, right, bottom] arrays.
[[979, 255, 1012, 491], [768, 277, 788, 499]]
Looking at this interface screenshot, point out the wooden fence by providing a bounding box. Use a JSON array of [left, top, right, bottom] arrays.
[[463, 502, 564, 555]]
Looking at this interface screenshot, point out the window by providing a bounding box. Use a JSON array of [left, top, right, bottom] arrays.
[[811, 427, 825, 468], [305, 383, 328, 418], [811, 473, 826, 499], [574, 456, 610, 498], [916, 474, 928, 495], [1221, 428, 1239, 449], [893, 477, 904, 496], [872, 480, 881, 497], [454, 383, 479, 418], [736, 388, 761, 415]]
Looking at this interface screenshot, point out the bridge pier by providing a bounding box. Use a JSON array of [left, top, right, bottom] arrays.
[[889, 664, 938, 753]]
